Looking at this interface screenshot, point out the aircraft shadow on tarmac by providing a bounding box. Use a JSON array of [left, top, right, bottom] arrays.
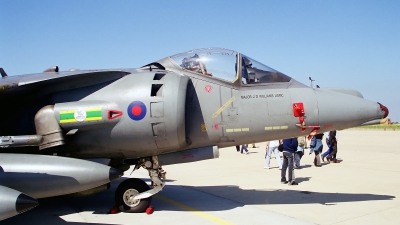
[[2, 178, 395, 224], [183, 184, 395, 207], [150, 184, 395, 212]]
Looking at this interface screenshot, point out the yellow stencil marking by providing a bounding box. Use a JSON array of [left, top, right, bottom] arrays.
[[226, 128, 249, 132], [59, 110, 76, 114], [84, 117, 102, 121], [212, 96, 236, 118], [60, 119, 77, 123], [155, 195, 235, 225], [265, 126, 288, 130], [85, 108, 101, 112], [201, 124, 207, 132]]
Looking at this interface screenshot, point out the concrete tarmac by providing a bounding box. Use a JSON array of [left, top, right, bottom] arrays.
[[2, 129, 399, 224]]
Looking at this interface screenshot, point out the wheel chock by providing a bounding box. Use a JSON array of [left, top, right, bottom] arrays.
[[109, 205, 119, 214], [146, 206, 154, 214]]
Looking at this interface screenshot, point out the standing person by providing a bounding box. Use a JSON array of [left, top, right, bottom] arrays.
[[240, 144, 249, 154], [236, 145, 240, 152], [304, 138, 308, 149], [326, 130, 339, 163], [264, 140, 282, 169], [310, 133, 324, 167], [294, 136, 305, 169], [281, 137, 298, 185], [321, 131, 332, 162]]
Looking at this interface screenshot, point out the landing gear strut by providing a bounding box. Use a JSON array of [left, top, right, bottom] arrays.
[[115, 156, 166, 213]]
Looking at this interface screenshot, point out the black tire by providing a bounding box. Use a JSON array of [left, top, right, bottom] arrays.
[[115, 178, 152, 213]]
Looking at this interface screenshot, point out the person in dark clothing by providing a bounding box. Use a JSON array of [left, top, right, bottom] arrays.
[[236, 145, 240, 152], [281, 137, 298, 185], [310, 133, 324, 167], [326, 130, 339, 163], [240, 144, 249, 154]]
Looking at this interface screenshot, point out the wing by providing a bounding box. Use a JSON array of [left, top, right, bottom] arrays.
[[0, 69, 129, 99], [0, 69, 129, 135]]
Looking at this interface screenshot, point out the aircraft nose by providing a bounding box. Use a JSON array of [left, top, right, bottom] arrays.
[[316, 90, 389, 129]]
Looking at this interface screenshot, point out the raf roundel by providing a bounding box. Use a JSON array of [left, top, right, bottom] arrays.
[[127, 101, 147, 121]]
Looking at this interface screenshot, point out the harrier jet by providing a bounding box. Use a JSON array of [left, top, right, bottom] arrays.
[[0, 48, 388, 220]]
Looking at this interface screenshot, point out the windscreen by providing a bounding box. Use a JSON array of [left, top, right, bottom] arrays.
[[170, 48, 238, 83], [241, 55, 291, 84]]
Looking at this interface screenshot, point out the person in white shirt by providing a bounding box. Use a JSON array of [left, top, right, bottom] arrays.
[[264, 140, 282, 169]]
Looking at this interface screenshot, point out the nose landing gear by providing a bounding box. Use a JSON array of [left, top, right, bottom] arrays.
[[115, 178, 151, 213], [114, 156, 165, 213]]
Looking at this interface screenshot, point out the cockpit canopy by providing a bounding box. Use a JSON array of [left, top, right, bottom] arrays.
[[169, 48, 291, 84]]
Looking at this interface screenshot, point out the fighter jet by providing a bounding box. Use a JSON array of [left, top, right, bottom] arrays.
[[0, 47, 388, 219]]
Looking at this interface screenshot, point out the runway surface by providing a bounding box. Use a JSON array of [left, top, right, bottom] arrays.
[[2, 129, 399, 224]]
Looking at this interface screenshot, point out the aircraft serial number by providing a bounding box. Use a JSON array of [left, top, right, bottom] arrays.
[[241, 94, 284, 99]]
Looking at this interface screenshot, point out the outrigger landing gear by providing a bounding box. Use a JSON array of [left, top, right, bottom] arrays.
[[115, 156, 166, 213]]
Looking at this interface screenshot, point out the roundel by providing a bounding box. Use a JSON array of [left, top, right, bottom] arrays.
[[127, 101, 147, 121]]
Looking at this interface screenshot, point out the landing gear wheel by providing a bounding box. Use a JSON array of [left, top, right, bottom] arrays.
[[115, 178, 152, 213]]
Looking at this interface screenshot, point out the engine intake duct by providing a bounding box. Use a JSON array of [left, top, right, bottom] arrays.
[[35, 105, 65, 150]]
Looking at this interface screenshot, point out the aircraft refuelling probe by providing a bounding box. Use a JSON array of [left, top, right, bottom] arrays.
[[0, 47, 389, 220]]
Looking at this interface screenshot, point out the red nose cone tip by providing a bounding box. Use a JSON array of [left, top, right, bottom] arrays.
[[378, 102, 389, 118]]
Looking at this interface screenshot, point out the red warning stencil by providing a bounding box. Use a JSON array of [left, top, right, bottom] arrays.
[[205, 85, 212, 93]]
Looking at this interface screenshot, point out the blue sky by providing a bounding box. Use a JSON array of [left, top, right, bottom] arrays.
[[1, 0, 399, 122]]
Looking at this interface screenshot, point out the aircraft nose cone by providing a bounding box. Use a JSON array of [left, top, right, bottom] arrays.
[[316, 90, 388, 129], [15, 193, 39, 214], [378, 102, 389, 118], [109, 168, 124, 181]]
